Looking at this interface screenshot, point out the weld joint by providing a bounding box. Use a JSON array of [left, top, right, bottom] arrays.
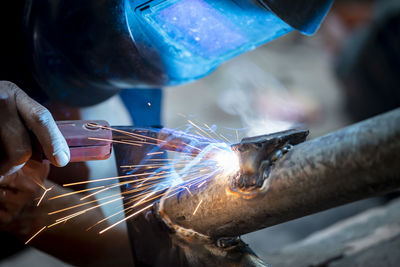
[[233, 144, 293, 192]]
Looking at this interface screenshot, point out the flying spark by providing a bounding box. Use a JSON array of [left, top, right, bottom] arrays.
[[37, 186, 54, 207], [25, 226, 47, 245], [192, 200, 203, 215]]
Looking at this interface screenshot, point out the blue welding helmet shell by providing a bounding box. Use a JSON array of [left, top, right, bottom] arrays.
[[124, 0, 333, 84], [25, 0, 332, 106]]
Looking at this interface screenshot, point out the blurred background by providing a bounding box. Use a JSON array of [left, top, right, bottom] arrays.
[[2, 0, 400, 265]]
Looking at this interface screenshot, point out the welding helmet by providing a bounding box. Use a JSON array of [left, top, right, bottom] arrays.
[[25, 0, 333, 106]]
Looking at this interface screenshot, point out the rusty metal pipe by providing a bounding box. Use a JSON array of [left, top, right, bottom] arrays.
[[160, 108, 400, 238]]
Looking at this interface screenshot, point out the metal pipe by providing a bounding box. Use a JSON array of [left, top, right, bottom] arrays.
[[159, 108, 400, 238]]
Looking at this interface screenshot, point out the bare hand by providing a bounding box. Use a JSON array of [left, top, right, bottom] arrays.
[[0, 81, 70, 176], [0, 160, 49, 227]]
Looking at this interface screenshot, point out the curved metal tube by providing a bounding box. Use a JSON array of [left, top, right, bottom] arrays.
[[160, 108, 400, 238]]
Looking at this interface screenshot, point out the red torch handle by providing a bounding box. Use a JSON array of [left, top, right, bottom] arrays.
[[31, 120, 112, 163], [56, 120, 112, 162]]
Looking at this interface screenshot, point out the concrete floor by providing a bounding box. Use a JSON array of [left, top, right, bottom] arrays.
[[0, 29, 383, 266]]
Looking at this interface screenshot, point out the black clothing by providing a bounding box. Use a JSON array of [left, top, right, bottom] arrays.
[[0, 0, 47, 103]]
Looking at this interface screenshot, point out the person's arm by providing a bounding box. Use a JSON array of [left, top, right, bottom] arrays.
[[7, 180, 134, 267], [0, 81, 133, 266], [0, 80, 69, 229]]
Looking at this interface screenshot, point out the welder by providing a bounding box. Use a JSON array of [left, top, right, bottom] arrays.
[[0, 0, 333, 265]]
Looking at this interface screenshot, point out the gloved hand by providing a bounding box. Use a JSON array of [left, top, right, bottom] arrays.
[[0, 81, 70, 227]]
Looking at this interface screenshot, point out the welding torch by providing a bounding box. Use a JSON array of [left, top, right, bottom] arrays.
[[37, 120, 218, 163]]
